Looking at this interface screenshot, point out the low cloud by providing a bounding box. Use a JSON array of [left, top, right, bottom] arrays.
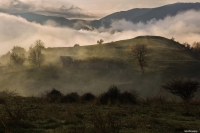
[[0, 10, 200, 55], [104, 10, 200, 44], [0, 0, 98, 19]]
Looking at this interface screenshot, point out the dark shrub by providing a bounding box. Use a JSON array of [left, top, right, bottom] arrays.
[[46, 89, 63, 103], [98, 92, 110, 105], [81, 93, 96, 102], [61, 92, 80, 103], [0, 98, 5, 104], [98, 86, 120, 104], [106, 86, 120, 103], [161, 78, 199, 103], [119, 91, 137, 104], [162, 78, 200, 114]]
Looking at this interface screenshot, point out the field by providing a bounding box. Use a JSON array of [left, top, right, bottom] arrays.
[[0, 95, 200, 133]]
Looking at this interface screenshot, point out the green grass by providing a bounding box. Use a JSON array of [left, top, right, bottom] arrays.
[[0, 96, 200, 133]]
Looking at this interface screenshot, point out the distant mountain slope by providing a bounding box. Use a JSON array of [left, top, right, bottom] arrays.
[[91, 8, 151, 28], [91, 3, 200, 28], [11, 12, 90, 29], [2, 3, 200, 30]]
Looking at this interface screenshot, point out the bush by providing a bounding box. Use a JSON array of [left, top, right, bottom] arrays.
[[107, 86, 120, 100], [162, 78, 200, 114], [98, 86, 120, 104], [10, 53, 25, 65], [161, 78, 199, 103], [81, 93, 96, 102], [119, 91, 137, 104], [0, 90, 18, 97], [0, 98, 5, 104], [61, 92, 80, 103], [46, 89, 63, 103], [98, 92, 110, 105], [74, 44, 80, 47]]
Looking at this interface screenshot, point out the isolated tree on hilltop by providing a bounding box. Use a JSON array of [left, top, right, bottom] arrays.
[[28, 40, 45, 67], [74, 44, 80, 47], [130, 43, 150, 74], [97, 39, 104, 45]]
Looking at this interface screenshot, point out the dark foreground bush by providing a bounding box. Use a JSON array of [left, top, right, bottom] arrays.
[[98, 86, 121, 104], [81, 93, 96, 102], [161, 78, 199, 103], [46, 89, 63, 103], [98, 86, 137, 105], [61, 92, 80, 103], [119, 91, 137, 104]]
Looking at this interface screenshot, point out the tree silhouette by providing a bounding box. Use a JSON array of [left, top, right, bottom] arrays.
[[192, 42, 200, 58], [162, 78, 199, 114], [130, 44, 150, 73], [97, 39, 104, 45], [28, 40, 45, 67], [161, 78, 199, 103], [10, 46, 26, 65]]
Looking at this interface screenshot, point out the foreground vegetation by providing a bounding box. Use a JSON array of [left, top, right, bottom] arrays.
[[0, 88, 200, 133]]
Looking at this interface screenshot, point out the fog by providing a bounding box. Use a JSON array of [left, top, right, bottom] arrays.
[[1, 10, 200, 55]]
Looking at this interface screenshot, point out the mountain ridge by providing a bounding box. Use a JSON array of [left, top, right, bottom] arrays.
[[91, 2, 200, 28], [1, 3, 200, 30]]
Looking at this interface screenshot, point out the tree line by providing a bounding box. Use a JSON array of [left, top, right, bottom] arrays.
[[10, 40, 45, 67]]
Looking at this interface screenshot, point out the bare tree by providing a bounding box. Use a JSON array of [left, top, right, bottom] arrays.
[[28, 40, 45, 67], [130, 44, 150, 73]]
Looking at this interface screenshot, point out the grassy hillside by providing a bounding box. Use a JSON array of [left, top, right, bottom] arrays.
[[0, 36, 200, 97]]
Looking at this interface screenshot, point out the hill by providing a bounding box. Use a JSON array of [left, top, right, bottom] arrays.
[[10, 12, 91, 29], [91, 3, 200, 28], [0, 36, 200, 97]]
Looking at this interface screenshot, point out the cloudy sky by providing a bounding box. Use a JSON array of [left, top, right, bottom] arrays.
[[0, 0, 199, 19]]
